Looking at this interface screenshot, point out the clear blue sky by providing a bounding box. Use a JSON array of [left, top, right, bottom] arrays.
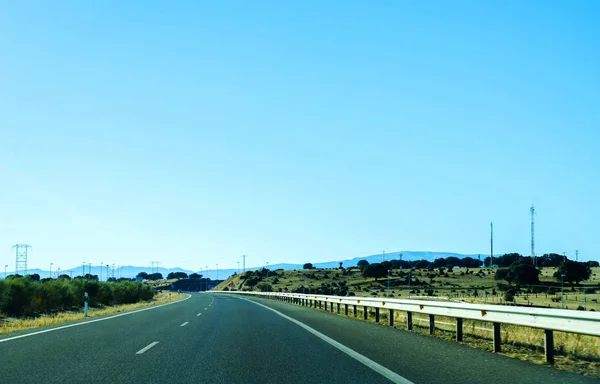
[[1, 1, 599, 272]]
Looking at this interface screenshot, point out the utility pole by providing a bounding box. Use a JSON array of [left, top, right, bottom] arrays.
[[82, 262, 86, 277], [575, 250, 579, 262], [49, 263, 53, 279], [100, 262, 103, 281], [387, 269, 391, 298], [382, 250, 385, 263], [4, 265, 7, 279], [13, 244, 31, 275], [237, 261, 240, 275], [242, 255, 246, 272]]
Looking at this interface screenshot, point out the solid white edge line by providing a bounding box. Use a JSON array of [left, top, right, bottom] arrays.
[[136, 341, 159, 355], [239, 297, 414, 384], [0, 295, 192, 344], [180, 322, 189, 327]]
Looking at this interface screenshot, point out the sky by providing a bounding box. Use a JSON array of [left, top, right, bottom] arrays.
[[1, 1, 599, 272]]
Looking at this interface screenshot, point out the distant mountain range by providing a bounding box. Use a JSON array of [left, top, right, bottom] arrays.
[[3, 251, 490, 280]]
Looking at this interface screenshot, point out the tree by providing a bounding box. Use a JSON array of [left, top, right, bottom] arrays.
[[136, 272, 149, 279], [147, 273, 163, 280], [57, 274, 71, 280], [303, 263, 314, 270], [494, 261, 540, 288], [433, 258, 447, 268], [26, 273, 40, 281], [509, 261, 540, 287], [494, 268, 513, 285], [554, 261, 591, 285], [357, 260, 370, 271], [495, 253, 524, 268], [445, 257, 461, 268], [189, 273, 202, 279], [588, 260, 599, 268], [363, 263, 387, 281], [462, 257, 483, 268], [415, 260, 431, 269], [167, 272, 188, 279], [539, 253, 565, 267]]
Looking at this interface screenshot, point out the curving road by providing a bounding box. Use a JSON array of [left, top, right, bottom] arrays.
[[0, 293, 595, 384]]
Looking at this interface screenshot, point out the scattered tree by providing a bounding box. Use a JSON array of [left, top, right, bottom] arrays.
[[362, 263, 387, 281], [26, 274, 40, 281], [554, 261, 591, 285], [136, 272, 149, 279], [357, 260, 370, 271], [303, 263, 314, 270], [147, 272, 163, 280]]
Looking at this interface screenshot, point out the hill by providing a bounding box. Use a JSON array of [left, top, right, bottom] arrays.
[[214, 265, 600, 312]]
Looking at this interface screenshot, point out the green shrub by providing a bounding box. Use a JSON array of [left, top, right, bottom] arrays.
[[0, 277, 155, 317]]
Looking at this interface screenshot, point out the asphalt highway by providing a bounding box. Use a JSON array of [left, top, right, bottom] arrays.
[[0, 293, 596, 384]]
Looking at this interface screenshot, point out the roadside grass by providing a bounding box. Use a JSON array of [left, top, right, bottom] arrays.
[[0, 291, 188, 335]]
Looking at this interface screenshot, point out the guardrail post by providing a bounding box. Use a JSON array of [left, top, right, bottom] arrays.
[[319, 300, 322, 309], [324, 301, 328, 311], [389, 309, 394, 326], [363, 306, 368, 320], [493, 322, 501, 352], [353, 305, 357, 317], [345, 304, 348, 315], [544, 329, 554, 365], [456, 318, 463, 342], [331, 302, 334, 313], [337, 303, 340, 313], [375, 307, 380, 323], [429, 315, 435, 335], [407, 311, 413, 331]]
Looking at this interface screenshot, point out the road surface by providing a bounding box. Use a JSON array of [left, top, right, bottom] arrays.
[[0, 293, 596, 384]]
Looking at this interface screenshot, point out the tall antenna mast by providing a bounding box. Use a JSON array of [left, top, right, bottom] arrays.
[[530, 205, 536, 266], [13, 244, 31, 275], [490, 222, 494, 267]]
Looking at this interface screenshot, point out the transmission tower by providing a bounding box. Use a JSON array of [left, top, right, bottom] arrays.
[[530, 205, 536, 266], [151, 261, 160, 274], [13, 244, 31, 275]]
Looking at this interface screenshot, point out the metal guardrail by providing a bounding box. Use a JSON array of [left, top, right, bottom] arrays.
[[214, 290, 600, 364]]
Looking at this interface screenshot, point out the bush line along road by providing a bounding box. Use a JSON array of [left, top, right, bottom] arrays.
[[0, 292, 597, 384]]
